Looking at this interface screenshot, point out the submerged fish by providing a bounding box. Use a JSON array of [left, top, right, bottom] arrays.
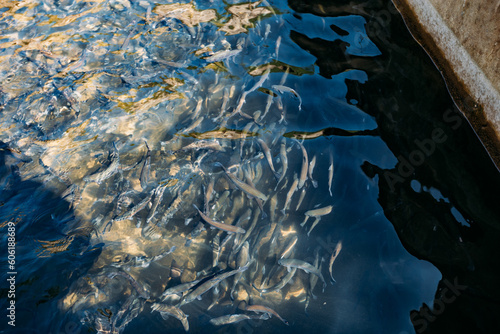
[[308, 155, 317, 188], [278, 258, 327, 291], [257, 138, 280, 180], [209, 313, 270, 326], [215, 162, 268, 202], [152, 304, 189, 331], [193, 204, 246, 234], [84, 143, 120, 184], [329, 241, 342, 284], [139, 141, 151, 190], [272, 84, 302, 110], [295, 140, 308, 189], [181, 266, 249, 305], [244, 304, 289, 325], [253, 267, 297, 294], [204, 48, 242, 63]]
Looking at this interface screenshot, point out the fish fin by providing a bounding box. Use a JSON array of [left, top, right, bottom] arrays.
[[312, 180, 318, 188]]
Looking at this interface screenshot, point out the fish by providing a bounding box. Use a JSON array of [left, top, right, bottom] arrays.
[[275, 138, 288, 190], [83, 142, 120, 184], [146, 181, 170, 224], [328, 151, 334, 197], [215, 162, 268, 202], [139, 141, 151, 190], [244, 304, 289, 325], [329, 241, 342, 284], [308, 155, 318, 188], [243, 168, 267, 219], [191, 96, 203, 120], [160, 279, 201, 301], [253, 267, 297, 294], [275, 35, 282, 58], [301, 205, 333, 234], [295, 188, 306, 211], [278, 258, 327, 291], [212, 234, 221, 267], [214, 87, 230, 120], [280, 235, 298, 260], [181, 140, 225, 152], [193, 204, 246, 234], [107, 271, 150, 299], [282, 173, 298, 213], [295, 139, 309, 189], [209, 313, 270, 326], [231, 241, 249, 299], [181, 116, 204, 134], [240, 122, 255, 159], [272, 85, 302, 110], [222, 70, 270, 126], [152, 304, 189, 331], [113, 192, 153, 222], [181, 266, 249, 305], [305, 249, 321, 314], [308, 217, 322, 236], [114, 246, 176, 268], [257, 138, 280, 180], [204, 176, 215, 214], [204, 48, 242, 63], [304, 205, 333, 218]]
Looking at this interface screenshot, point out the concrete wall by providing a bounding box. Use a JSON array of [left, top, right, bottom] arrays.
[[393, 0, 500, 167]]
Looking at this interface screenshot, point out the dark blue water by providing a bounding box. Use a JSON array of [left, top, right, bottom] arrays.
[[1, 0, 498, 333]]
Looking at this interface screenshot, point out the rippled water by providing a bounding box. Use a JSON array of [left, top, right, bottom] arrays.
[[1, 0, 498, 333]]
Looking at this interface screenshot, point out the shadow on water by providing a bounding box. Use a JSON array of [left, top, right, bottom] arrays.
[[0, 141, 100, 333], [288, 0, 500, 332]]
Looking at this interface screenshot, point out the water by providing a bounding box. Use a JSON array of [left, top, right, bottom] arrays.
[[1, 0, 499, 333]]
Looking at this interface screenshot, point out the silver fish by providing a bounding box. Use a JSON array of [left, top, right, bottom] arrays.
[[204, 176, 215, 214], [304, 205, 333, 218], [193, 204, 245, 234], [84, 143, 120, 184], [182, 140, 225, 151], [253, 267, 297, 294], [328, 151, 334, 197], [280, 235, 298, 260], [139, 141, 151, 190], [152, 304, 189, 331], [295, 188, 306, 211], [257, 138, 280, 180], [160, 280, 201, 301], [215, 162, 268, 202], [295, 139, 308, 189], [329, 241, 342, 284], [245, 304, 289, 326], [308, 155, 317, 188], [278, 258, 326, 291], [204, 49, 242, 63], [282, 173, 298, 213], [113, 192, 153, 222], [209, 313, 270, 326], [182, 266, 249, 305], [272, 84, 302, 110], [275, 138, 288, 190], [107, 271, 150, 299]]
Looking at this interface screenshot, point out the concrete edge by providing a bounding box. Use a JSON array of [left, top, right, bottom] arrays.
[[393, 0, 500, 170]]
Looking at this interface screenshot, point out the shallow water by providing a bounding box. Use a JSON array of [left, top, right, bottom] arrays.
[[1, 0, 498, 333]]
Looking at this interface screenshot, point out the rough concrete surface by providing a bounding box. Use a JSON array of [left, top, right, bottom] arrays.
[[394, 0, 500, 166]]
